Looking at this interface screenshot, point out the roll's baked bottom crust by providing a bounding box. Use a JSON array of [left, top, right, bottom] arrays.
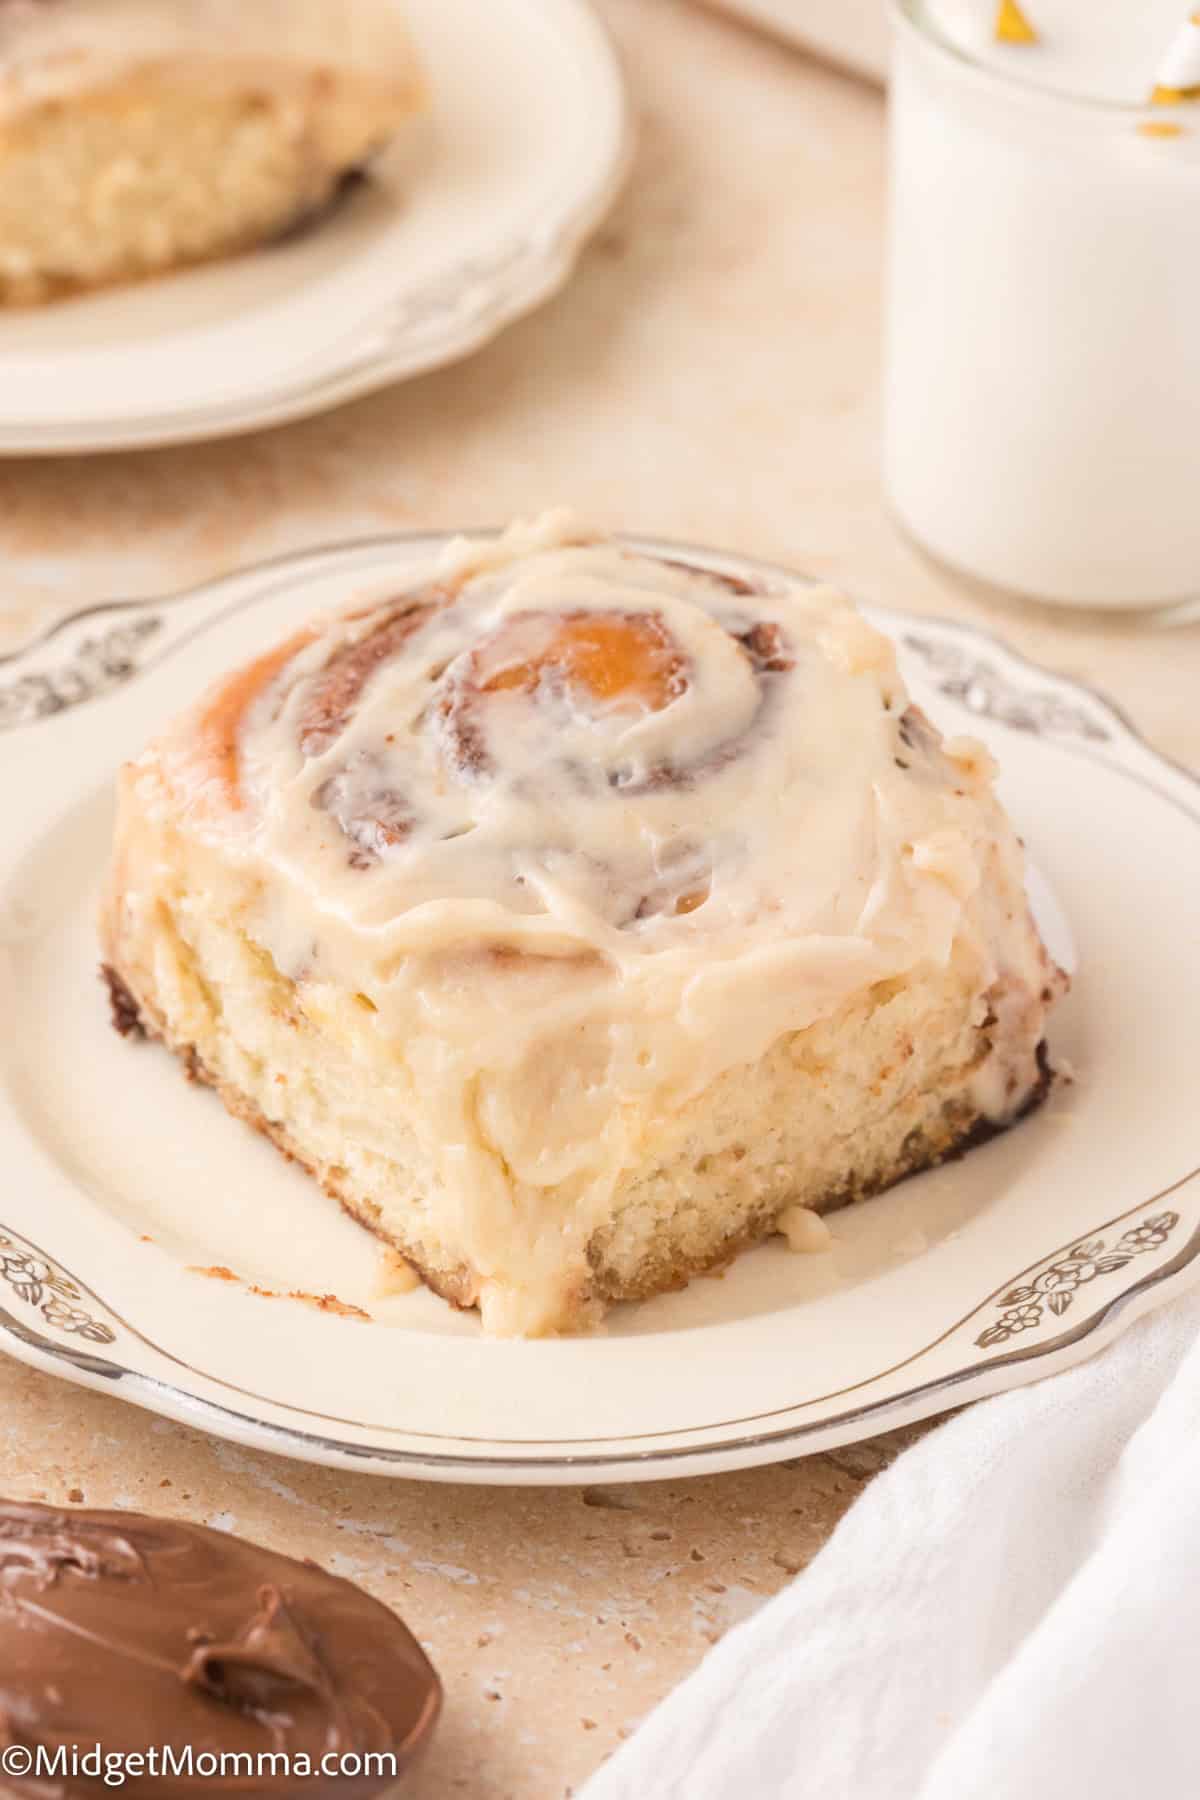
[[101, 962, 1054, 1325]]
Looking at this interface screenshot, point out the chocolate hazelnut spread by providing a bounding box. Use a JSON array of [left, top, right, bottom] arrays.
[[0, 1500, 440, 1796]]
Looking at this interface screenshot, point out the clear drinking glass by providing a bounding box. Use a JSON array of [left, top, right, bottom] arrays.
[[883, 2, 1200, 612]]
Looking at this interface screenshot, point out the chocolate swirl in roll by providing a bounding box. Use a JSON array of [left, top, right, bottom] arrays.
[[105, 515, 1064, 1335], [212, 534, 822, 936]]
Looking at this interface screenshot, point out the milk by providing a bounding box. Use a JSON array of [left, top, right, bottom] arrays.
[[883, 0, 1200, 610]]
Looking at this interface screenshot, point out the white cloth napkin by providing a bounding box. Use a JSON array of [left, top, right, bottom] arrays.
[[582, 1291, 1200, 1800]]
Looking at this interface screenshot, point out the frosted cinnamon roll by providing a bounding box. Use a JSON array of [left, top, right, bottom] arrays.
[[101, 515, 1065, 1335], [0, 0, 425, 306]]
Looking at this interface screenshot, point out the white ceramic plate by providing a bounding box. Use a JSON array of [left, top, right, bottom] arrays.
[[1, 533, 1197, 1484], [0, 0, 629, 455]]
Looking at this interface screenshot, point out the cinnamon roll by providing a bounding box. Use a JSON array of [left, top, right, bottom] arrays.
[[0, 0, 425, 307], [101, 515, 1066, 1336]]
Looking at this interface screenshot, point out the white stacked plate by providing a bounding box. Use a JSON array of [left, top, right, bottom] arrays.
[[0, 0, 630, 454]]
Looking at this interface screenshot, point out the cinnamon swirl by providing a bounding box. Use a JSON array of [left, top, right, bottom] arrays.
[[0, 0, 425, 307], [101, 515, 1066, 1335]]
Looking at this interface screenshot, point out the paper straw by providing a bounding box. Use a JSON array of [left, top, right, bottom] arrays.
[[994, 0, 1037, 45], [1151, 11, 1200, 103]]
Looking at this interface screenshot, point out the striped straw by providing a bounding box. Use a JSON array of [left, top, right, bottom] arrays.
[[994, 0, 1037, 45], [1151, 10, 1200, 104]]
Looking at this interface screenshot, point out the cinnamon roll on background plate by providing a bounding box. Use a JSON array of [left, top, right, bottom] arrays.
[[100, 516, 1065, 1336], [0, 0, 425, 307]]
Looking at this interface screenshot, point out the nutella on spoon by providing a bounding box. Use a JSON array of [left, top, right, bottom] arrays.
[[0, 1499, 441, 1796]]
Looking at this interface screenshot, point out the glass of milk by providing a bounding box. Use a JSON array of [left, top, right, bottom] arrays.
[[883, 0, 1200, 611]]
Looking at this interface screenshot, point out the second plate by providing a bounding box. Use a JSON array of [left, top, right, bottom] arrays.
[[0, 0, 630, 454]]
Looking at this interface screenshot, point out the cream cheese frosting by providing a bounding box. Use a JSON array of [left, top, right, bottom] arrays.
[[110, 516, 1055, 1332], [0, 0, 423, 118]]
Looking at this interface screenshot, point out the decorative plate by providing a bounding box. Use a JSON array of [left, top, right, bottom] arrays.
[[1, 533, 1197, 1484], [0, 0, 629, 455]]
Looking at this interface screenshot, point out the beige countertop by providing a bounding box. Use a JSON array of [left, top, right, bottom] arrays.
[[0, 3, 1196, 1796]]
